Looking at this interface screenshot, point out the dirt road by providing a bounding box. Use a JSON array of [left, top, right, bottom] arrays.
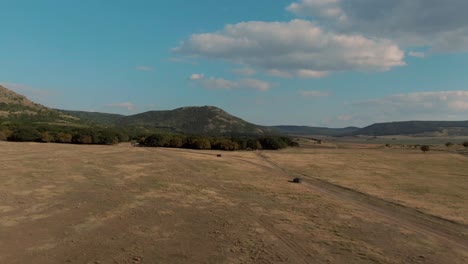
[[256, 152, 468, 250]]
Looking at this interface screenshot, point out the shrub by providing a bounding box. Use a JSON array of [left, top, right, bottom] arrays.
[[8, 127, 41, 142], [55, 132, 72, 143], [0, 129, 12, 141], [463, 142, 468, 148], [420, 145, 430, 152], [445, 142, 453, 147]]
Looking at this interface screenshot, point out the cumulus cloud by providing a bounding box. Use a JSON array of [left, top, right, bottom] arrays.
[[135, 66, 154, 72], [348, 91, 468, 125], [287, 0, 468, 52], [189, 75, 271, 91], [232, 68, 256, 76], [174, 20, 405, 77], [300, 90, 329, 97], [105, 102, 135, 111], [189, 73, 204, 80]]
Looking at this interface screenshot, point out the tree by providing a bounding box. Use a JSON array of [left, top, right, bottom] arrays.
[[143, 134, 170, 147], [168, 135, 185, 148], [246, 138, 262, 150], [55, 132, 72, 143], [187, 138, 211, 149], [420, 145, 430, 153], [98, 131, 118, 145], [8, 127, 41, 142], [212, 139, 239, 151], [40, 131, 53, 142]]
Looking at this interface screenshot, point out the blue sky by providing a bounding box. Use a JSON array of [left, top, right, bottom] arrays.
[[1, 0, 467, 127]]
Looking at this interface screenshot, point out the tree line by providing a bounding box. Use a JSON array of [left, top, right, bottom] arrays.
[[0, 123, 131, 145], [0, 123, 299, 150], [139, 133, 299, 150]]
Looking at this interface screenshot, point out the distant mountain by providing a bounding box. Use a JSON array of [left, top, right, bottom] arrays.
[[116, 106, 271, 135], [354, 121, 468, 136], [271, 125, 360, 136], [0, 85, 78, 124], [3, 85, 468, 137]]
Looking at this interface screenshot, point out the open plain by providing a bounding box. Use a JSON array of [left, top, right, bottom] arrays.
[[0, 141, 467, 263]]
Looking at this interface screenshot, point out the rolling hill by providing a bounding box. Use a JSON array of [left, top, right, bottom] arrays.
[[2, 85, 468, 137], [59, 110, 124, 126], [116, 106, 271, 135], [354, 121, 468, 136], [271, 125, 360, 136], [0, 85, 78, 124]]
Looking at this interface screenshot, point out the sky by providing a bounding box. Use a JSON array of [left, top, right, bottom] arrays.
[[1, 0, 467, 127]]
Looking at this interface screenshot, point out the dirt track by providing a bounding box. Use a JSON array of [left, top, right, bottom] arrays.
[[256, 152, 468, 250], [0, 142, 467, 263]]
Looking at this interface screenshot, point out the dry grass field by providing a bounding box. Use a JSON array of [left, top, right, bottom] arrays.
[[0, 141, 467, 263]]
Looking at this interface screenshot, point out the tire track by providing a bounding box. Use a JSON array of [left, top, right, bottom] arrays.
[[256, 151, 468, 251], [141, 148, 313, 263]]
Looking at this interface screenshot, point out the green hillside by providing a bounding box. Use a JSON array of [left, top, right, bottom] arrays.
[[0, 85, 79, 124], [59, 110, 124, 126], [116, 106, 272, 135]]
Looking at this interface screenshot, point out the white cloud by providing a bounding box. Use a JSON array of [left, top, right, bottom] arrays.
[[175, 19, 405, 77], [348, 91, 468, 125], [287, 0, 468, 52], [105, 102, 135, 111], [408, 51, 426, 58], [300, 90, 329, 97], [232, 68, 256, 76], [135, 66, 154, 72], [297, 70, 329, 78], [189, 73, 204, 80], [287, 0, 346, 21], [449, 101, 468, 111], [189, 75, 271, 91]]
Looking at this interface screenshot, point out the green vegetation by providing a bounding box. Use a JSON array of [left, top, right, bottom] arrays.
[[420, 145, 430, 153], [59, 110, 124, 125], [139, 133, 299, 151], [116, 106, 272, 135], [1, 123, 127, 145]]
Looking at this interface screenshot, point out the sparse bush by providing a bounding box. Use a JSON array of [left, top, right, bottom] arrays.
[[420, 145, 430, 153], [445, 142, 453, 147], [463, 142, 468, 148], [0, 129, 12, 141]]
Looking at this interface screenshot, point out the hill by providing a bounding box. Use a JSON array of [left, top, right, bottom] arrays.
[[271, 125, 360, 136], [355, 121, 468, 136], [116, 106, 271, 135], [59, 110, 124, 125], [0, 85, 78, 124]]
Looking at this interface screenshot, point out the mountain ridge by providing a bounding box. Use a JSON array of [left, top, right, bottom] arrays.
[[2, 85, 468, 136]]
